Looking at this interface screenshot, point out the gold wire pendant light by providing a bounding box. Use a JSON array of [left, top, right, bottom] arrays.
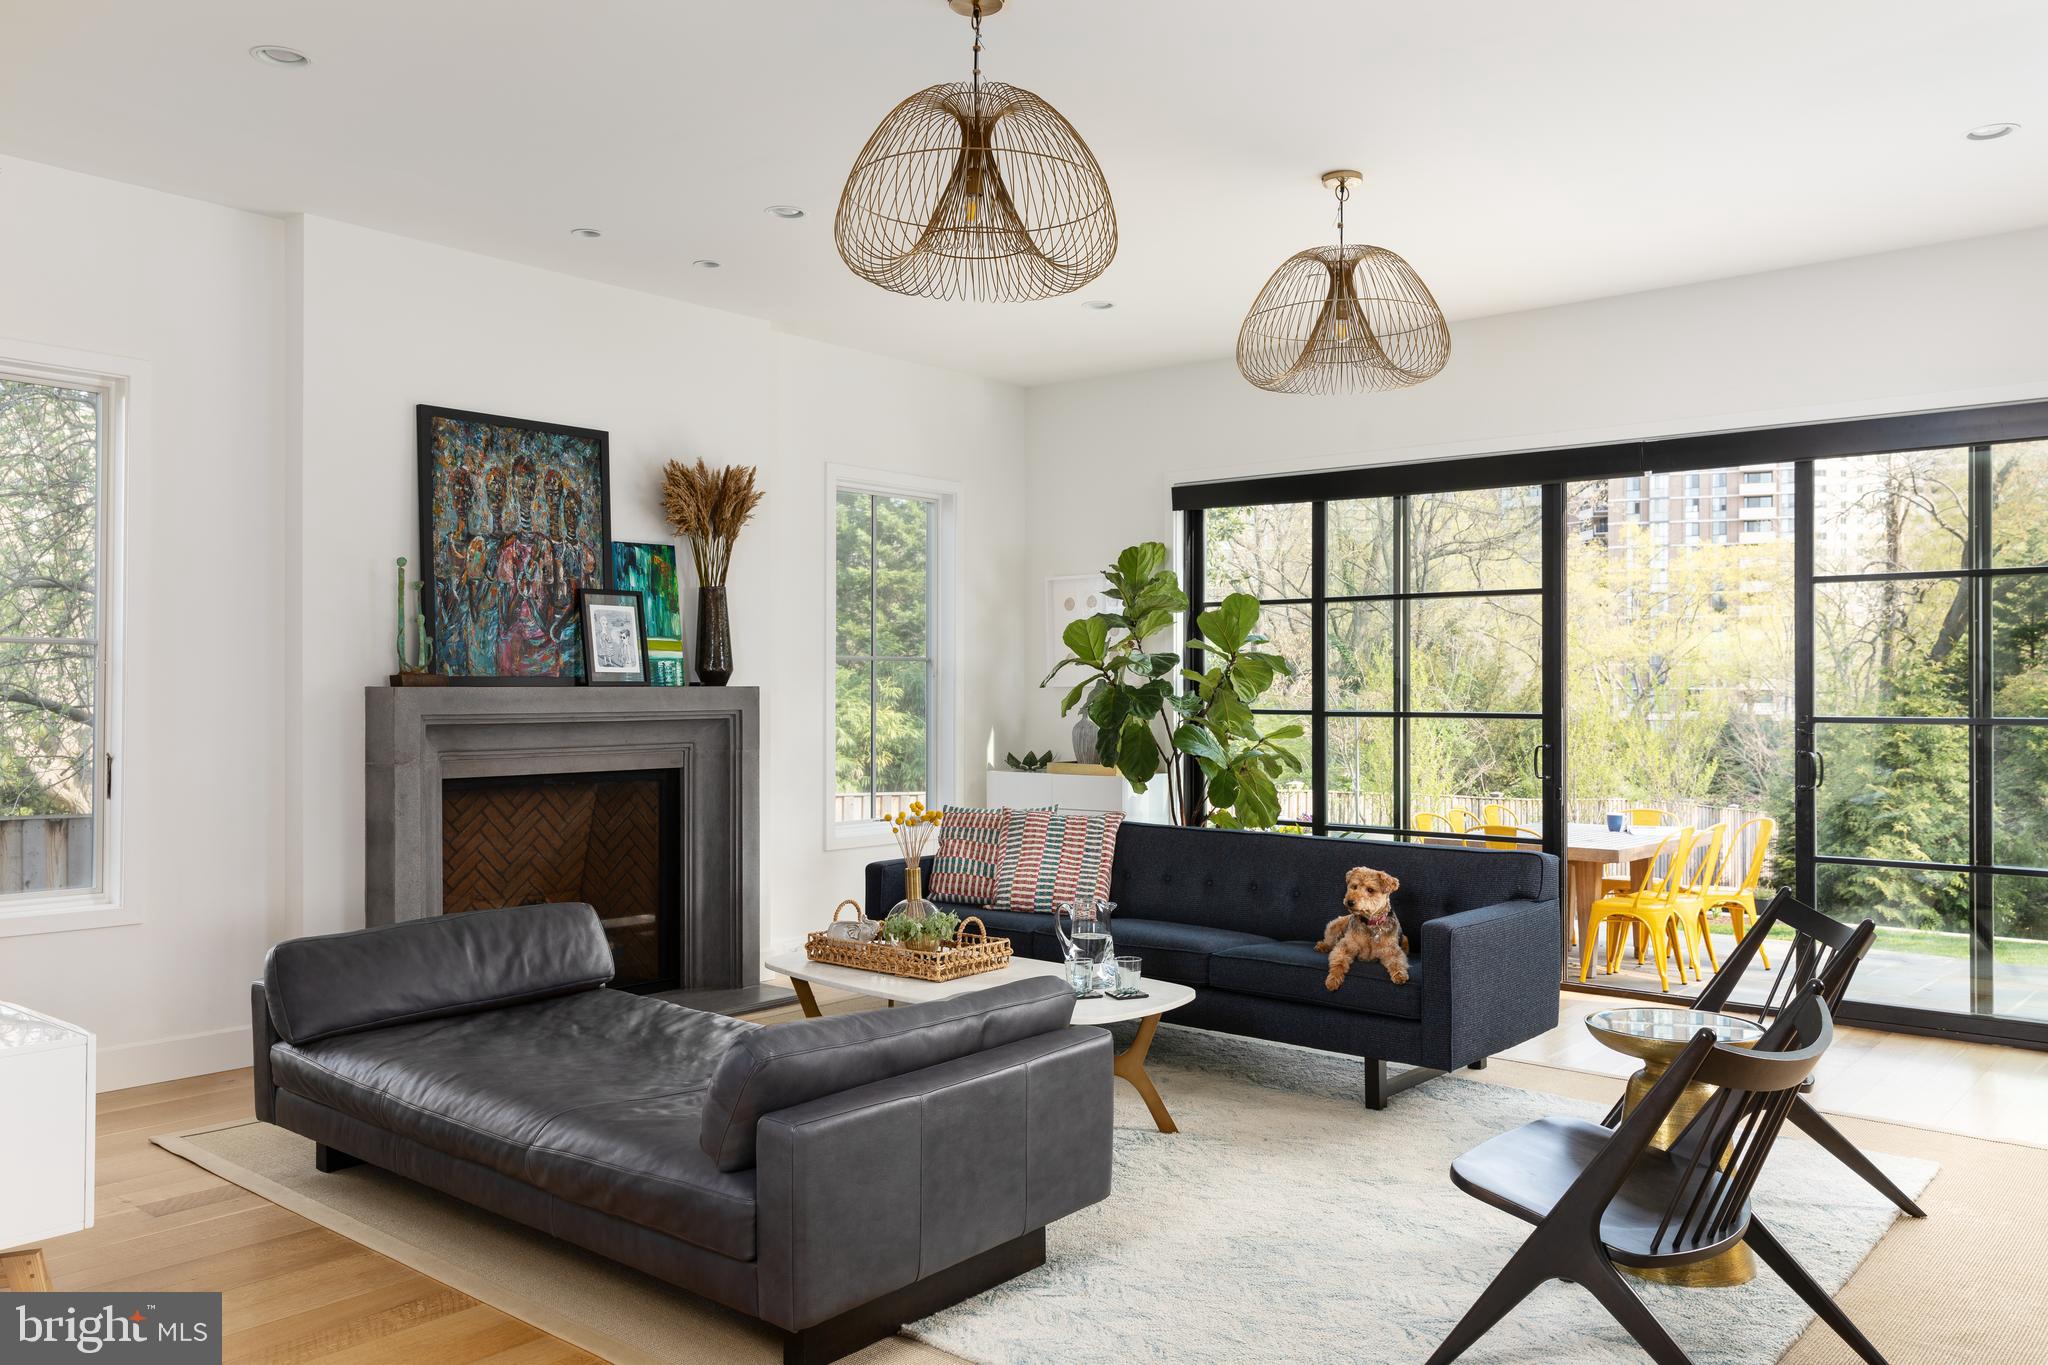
[[1237, 171, 1450, 394], [835, 0, 1116, 302]]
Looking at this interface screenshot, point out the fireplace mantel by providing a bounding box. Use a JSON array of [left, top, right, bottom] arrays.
[[365, 685, 760, 994]]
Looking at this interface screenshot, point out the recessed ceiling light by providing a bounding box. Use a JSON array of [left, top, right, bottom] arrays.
[[249, 45, 310, 66], [568, 227, 603, 239], [1083, 300, 1115, 310], [1966, 122, 2020, 141], [692, 259, 722, 269], [764, 205, 806, 220]]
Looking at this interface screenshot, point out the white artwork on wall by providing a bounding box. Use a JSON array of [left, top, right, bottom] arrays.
[[1046, 573, 1112, 673]]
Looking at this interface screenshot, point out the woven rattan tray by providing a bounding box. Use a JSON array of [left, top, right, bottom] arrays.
[[804, 912, 1013, 983]]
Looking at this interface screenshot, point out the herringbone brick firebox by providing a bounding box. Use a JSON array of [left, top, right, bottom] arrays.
[[441, 769, 679, 990]]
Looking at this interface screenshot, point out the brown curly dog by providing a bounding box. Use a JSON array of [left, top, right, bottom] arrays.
[[1314, 866, 1409, 990]]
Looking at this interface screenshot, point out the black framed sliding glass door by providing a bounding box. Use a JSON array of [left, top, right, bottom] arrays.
[[1799, 440, 2048, 1036]]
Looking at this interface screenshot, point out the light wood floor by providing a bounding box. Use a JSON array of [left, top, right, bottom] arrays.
[[14, 990, 2045, 1362], [30, 1068, 602, 1364]]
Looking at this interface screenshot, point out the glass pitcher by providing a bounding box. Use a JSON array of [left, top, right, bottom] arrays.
[[1053, 895, 1118, 992]]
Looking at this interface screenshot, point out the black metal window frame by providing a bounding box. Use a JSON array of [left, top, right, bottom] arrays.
[[1176, 398, 2048, 1050], [1185, 495, 1553, 847]]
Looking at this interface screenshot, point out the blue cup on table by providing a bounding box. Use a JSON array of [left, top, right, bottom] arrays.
[[1607, 813, 1626, 832]]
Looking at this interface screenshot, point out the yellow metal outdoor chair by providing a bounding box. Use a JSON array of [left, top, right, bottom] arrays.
[[1414, 811, 1452, 844], [1477, 823, 1540, 851], [1598, 806, 1683, 898], [1698, 815, 1777, 971], [1581, 828, 1694, 991]]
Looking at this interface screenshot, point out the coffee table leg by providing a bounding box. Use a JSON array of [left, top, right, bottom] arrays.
[[791, 979, 822, 1019], [1113, 1013, 1177, 1134]]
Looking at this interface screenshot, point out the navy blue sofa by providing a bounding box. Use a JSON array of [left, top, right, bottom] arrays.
[[866, 821, 1561, 1108]]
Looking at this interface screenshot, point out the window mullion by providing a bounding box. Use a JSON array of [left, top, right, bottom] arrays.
[[1391, 496, 1411, 836], [1970, 444, 1995, 1015], [868, 495, 880, 816], [926, 504, 936, 807], [1310, 501, 1327, 835]]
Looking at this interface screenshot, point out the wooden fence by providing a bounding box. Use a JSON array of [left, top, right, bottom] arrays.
[[833, 792, 929, 824], [0, 813, 94, 894]]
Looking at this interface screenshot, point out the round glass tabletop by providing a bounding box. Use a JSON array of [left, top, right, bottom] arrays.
[[1588, 1007, 1765, 1045], [1586, 1007, 1765, 1064]]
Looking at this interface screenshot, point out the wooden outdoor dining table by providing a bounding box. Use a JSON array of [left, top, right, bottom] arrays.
[[1559, 823, 1684, 967]]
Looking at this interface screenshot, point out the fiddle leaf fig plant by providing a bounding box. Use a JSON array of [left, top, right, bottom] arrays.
[[1041, 541, 1303, 829]]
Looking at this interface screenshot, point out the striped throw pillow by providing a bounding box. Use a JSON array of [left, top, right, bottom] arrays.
[[991, 809, 1126, 914], [928, 805, 1048, 906]]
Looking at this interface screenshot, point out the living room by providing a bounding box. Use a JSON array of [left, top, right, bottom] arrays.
[[1, 2, 2044, 1361]]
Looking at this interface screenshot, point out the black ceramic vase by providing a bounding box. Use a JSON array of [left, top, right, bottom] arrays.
[[696, 585, 733, 686]]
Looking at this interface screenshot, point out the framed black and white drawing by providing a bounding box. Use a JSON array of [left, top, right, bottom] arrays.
[[577, 589, 649, 686]]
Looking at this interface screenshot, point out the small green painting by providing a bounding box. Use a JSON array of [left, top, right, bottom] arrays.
[[611, 541, 686, 686]]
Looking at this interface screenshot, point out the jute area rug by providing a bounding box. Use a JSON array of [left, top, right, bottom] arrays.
[[155, 1023, 2034, 1363]]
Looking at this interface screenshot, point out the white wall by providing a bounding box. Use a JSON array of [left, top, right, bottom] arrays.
[[0, 156, 287, 1088], [1016, 225, 2048, 752]]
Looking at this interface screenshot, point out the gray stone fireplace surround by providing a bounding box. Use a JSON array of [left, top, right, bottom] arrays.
[[364, 686, 761, 1002]]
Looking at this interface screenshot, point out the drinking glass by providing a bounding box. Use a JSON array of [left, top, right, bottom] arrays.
[[1066, 957, 1097, 994], [1115, 956, 1142, 993]]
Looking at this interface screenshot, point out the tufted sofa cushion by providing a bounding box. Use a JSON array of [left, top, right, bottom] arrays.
[[1107, 918, 1273, 986], [1106, 823, 1556, 950]]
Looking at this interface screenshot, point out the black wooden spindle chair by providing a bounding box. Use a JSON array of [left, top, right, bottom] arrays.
[[1603, 887, 1926, 1218], [1427, 985, 1889, 1365]]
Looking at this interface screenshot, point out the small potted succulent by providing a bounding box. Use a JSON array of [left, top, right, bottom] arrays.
[[881, 907, 960, 954]]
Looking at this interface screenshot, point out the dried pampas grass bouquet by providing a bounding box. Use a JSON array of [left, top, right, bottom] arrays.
[[661, 459, 764, 586]]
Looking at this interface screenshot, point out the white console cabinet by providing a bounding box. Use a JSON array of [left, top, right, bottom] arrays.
[[0, 1002, 94, 1276], [985, 768, 1172, 824]]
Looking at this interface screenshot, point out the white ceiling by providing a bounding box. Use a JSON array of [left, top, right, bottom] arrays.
[[3, 1, 2045, 387]]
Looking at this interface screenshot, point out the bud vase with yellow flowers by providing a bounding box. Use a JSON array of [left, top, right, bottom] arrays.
[[889, 803, 944, 922]]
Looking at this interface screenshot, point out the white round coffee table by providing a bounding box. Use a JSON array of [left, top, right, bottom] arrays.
[[763, 948, 1195, 1133]]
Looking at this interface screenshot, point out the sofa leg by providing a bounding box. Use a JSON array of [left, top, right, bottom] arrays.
[[781, 1226, 1045, 1365], [1363, 1059, 1446, 1110], [314, 1143, 362, 1174], [1468, 1057, 1490, 1071]]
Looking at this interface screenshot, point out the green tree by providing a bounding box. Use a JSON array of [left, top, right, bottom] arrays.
[[835, 491, 931, 806], [0, 379, 98, 817]]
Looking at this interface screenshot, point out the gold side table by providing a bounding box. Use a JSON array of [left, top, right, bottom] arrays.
[[1587, 1006, 1765, 1287]]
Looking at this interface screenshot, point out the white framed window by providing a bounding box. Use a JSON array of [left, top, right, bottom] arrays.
[[0, 343, 129, 937], [824, 466, 957, 850]]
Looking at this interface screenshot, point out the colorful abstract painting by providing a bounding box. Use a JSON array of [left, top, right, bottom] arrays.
[[612, 540, 686, 686], [417, 406, 612, 680]]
